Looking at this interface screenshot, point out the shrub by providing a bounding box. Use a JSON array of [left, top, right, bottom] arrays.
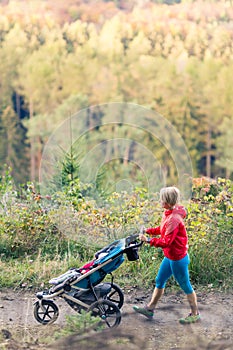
[[0, 171, 232, 290]]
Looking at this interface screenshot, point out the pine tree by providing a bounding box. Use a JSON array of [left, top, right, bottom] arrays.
[[0, 106, 30, 185]]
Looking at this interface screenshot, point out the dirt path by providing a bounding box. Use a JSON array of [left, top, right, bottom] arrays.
[[0, 288, 232, 349]]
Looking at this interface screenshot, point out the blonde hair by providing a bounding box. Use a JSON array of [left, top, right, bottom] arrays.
[[160, 186, 180, 207]]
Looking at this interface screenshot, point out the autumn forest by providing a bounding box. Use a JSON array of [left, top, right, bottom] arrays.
[[0, 0, 233, 186]]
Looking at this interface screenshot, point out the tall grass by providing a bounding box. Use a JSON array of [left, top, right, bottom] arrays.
[[0, 175, 232, 291], [0, 251, 84, 289], [0, 237, 232, 291], [189, 230, 233, 289]]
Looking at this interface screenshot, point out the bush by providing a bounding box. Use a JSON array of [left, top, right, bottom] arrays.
[[0, 171, 232, 290]]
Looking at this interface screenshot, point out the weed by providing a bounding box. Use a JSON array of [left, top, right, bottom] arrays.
[[54, 311, 102, 339]]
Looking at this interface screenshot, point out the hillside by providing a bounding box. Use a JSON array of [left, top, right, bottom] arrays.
[[0, 0, 233, 183]]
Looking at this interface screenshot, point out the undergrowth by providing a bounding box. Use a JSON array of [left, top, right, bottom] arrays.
[[0, 174, 232, 291]]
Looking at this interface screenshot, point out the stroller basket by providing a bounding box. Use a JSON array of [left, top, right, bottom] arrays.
[[76, 283, 112, 304], [125, 245, 139, 261]]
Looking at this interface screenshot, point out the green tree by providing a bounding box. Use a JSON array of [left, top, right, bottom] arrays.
[[0, 106, 29, 184], [213, 62, 233, 178], [0, 22, 36, 181], [216, 117, 233, 179], [185, 57, 223, 177], [15, 27, 67, 180]]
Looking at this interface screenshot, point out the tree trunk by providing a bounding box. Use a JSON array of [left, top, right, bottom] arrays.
[[206, 125, 211, 178], [15, 93, 21, 119], [226, 167, 230, 179], [29, 96, 36, 181]]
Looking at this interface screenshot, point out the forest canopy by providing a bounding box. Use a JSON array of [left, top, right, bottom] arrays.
[[0, 0, 233, 186]]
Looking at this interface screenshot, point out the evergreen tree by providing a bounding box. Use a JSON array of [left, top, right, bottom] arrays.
[[216, 117, 233, 179], [0, 106, 30, 184]]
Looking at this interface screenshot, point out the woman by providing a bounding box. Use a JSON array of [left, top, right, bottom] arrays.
[[133, 186, 200, 324]]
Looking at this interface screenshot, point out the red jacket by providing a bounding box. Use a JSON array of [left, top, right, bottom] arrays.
[[146, 206, 188, 261]]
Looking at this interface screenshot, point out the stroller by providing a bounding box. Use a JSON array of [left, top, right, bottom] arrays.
[[34, 234, 141, 328]]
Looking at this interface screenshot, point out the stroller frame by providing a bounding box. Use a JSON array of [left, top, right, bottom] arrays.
[[34, 234, 141, 328]]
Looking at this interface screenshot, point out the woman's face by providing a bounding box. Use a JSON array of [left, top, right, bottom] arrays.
[[161, 201, 173, 209]]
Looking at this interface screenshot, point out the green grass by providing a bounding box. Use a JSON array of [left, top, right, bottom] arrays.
[[0, 177, 232, 291], [1, 233, 231, 291], [0, 252, 83, 289]]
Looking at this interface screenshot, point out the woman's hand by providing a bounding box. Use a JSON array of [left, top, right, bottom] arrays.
[[139, 233, 148, 242], [140, 226, 146, 234]]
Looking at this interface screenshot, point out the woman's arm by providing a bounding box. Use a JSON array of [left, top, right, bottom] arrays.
[[145, 226, 161, 236], [149, 225, 179, 248]]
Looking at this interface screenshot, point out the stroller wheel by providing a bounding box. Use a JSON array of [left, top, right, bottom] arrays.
[[34, 300, 59, 325], [88, 300, 121, 328], [106, 283, 124, 309]]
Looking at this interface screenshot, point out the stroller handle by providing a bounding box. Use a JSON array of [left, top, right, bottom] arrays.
[[125, 233, 143, 248]]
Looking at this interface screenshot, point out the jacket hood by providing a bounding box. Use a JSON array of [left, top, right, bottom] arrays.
[[165, 205, 187, 218]]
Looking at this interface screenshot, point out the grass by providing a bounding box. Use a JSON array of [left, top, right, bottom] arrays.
[[0, 252, 84, 289], [54, 311, 103, 340], [1, 232, 231, 292], [188, 230, 233, 290]]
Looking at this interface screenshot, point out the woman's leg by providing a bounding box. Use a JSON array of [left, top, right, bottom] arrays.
[[147, 257, 172, 309], [186, 291, 198, 315], [147, 287, 164, 309], [171, 255, 199, 315]]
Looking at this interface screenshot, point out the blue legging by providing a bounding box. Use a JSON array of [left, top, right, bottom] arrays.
[[155, 254, 194, 294]]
